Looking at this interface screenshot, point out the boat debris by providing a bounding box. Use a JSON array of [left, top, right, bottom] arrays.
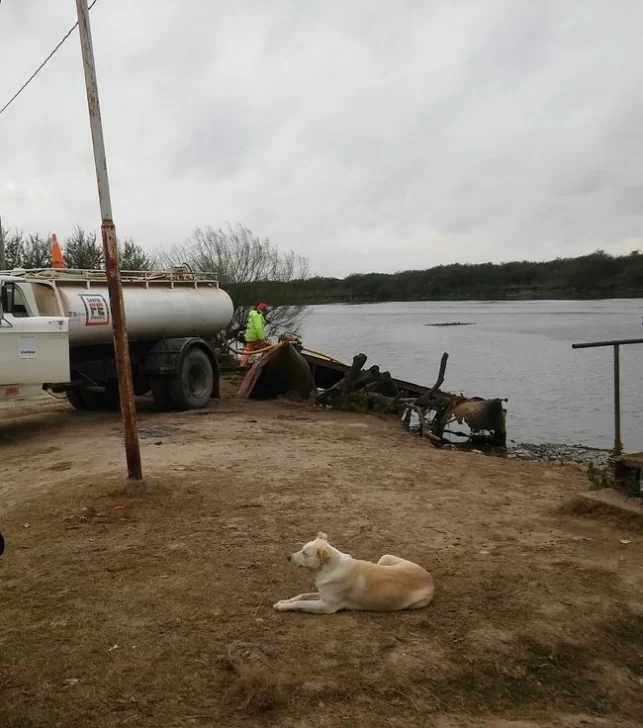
[[314, 351, 507, 449], [238, 341, 313, 401], [237, 340, 507, 450]]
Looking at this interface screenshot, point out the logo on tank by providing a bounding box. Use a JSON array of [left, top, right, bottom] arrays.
[[79, 294, 110, 326]]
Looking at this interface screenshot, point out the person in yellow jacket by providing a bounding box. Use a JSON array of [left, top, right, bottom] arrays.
[[240, 302, 269, 367]]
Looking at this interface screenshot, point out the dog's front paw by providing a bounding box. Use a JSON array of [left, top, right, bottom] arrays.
[[273, 600, 290, 611]]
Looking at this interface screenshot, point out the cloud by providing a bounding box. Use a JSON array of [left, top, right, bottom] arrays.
[[1, 0, 643, 276]]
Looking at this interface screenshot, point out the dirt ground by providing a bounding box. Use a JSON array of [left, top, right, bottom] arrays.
[[0, 381, 642, 728]]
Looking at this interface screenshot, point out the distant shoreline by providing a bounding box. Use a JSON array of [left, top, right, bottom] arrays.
[[297, 293, 643, 305], [263, 250, 643, 305]]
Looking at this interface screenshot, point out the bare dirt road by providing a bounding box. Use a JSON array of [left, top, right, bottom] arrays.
[[1, 385, 642, 728]]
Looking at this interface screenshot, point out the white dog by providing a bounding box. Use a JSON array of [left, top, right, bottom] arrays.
[[273, 532, 434, 614]]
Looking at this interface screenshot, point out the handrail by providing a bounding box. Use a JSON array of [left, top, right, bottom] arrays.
[[0, 267, 221, 290], [572, 337, 643, 349], [571, 337, 643, 454]]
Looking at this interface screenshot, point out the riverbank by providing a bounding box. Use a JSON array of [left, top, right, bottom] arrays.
[[302, 299, 643, 451], [1, 386, 642, 727]]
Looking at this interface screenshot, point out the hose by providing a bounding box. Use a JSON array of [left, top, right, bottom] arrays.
[[221, 333, 347, 366], [220, 338, 279, 357], [300, 347, 347, 366]]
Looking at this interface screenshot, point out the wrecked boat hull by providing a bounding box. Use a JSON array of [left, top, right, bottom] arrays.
[[237, 343, 507, 449], [238, 345, 429, 400], [238, 342, 314, 400], [301, 352, 429, 398]]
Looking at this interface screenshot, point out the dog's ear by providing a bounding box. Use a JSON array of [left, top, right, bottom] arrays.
[[317, 531, 328, 541], [317, 547, 330, 564]]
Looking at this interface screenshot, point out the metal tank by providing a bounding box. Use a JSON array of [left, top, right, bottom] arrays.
[[56, 283, 234, 346]]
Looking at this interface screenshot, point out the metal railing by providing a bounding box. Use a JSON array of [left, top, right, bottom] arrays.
[[0, 267, 220, 289], [572, 338, 643, 455]]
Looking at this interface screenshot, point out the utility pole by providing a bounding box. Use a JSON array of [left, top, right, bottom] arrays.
[[0, 212, 6, 269], [75, 0, 142, 480]]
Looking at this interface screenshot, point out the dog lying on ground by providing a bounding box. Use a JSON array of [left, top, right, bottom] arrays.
[[273, 532, 434, 614]]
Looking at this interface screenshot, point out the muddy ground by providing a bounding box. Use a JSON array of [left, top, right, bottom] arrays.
[[0, 382, 642, 728]]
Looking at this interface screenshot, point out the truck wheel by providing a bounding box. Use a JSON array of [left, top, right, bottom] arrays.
[[82, 382, 120, 411], [151, 377, 175, 411], [167, 348, 214, 410], [66, 388, 89, 411], [133, 377, 150, 397]]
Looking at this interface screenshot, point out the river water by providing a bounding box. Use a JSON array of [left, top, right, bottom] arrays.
[[301, 300, 643, 453]]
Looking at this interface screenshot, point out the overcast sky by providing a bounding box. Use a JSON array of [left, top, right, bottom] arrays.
[[1, 0, 642, 277]]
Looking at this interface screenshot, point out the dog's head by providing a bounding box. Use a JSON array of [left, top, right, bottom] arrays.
[[288, 532, 333, 570]]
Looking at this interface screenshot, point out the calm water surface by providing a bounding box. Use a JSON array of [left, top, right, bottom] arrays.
[[301, 300, 643, 452]]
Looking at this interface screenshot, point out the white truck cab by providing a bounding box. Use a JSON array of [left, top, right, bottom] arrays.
[[0, 275, 70, 403]]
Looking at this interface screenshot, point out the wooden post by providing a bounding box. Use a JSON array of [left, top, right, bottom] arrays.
[[75, 0, 142, 480]]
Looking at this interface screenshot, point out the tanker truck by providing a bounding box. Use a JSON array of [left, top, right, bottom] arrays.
[[0, 267, 234, 411]]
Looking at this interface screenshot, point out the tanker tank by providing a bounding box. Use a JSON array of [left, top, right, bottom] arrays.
[[27, 275, 234, 346]]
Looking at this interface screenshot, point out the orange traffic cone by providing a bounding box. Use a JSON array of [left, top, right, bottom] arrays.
[[51, 233, 65, 269]]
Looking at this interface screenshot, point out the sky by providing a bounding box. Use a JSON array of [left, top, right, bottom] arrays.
[[1, 0, 643, 277]]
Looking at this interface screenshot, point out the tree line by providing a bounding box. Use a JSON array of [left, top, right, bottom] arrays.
[[272, 249, 643, 303], [3, 224, 643, 315], [0, 223, 309, 341], [0, 226, 155, 271]]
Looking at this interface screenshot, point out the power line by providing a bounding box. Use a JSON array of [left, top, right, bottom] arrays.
[[0, 0, 100, 119]]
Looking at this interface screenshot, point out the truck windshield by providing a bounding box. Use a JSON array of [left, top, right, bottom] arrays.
[[0, 283, 29, 317]]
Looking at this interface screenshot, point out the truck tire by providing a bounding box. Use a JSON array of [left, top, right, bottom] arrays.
[[66, 388, 89, 411], [167, 347, 214, 410], [81, 382, 120, 411], [151, 377, 175, 411], [133, 377, 150, 397]]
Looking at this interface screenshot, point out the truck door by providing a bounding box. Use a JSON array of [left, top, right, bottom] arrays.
[[0, 281, 70, 399]]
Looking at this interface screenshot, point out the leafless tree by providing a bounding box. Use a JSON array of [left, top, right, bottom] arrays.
[[164, 224, 309, 342]]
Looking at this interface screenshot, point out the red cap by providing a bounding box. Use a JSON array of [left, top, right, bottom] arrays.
[[256, 302, 267, 312]]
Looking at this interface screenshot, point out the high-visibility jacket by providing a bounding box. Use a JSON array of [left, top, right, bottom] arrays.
[[245, 309, 266, 342]]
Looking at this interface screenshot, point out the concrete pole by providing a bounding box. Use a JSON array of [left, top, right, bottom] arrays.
[[75, 0, 142, 480]]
